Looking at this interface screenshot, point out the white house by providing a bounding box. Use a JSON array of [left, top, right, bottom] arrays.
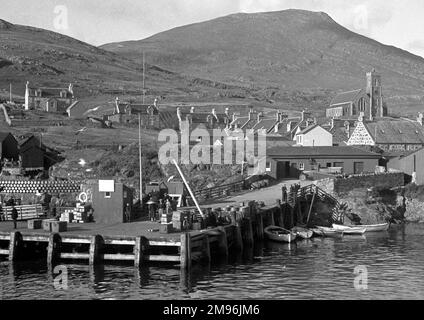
[[294, 124, 333, 147]]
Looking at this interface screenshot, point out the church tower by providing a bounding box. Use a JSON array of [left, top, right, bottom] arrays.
[[366, 69, 384, 120]]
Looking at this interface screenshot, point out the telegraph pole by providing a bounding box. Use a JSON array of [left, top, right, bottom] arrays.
[[142, 52, 145, 105], [139, 113, 143, 199]]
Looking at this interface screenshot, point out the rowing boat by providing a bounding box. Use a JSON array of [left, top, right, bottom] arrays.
[[316, 226, 343, 238], [332, 224, 375, 234], [292, 226, 314, 239], [333, 223, 382, 234], [311, 228, 325, 237], [264, 226, 297, 243]]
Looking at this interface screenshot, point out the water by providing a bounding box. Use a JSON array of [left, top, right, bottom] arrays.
[[1, 224, 424, 300]]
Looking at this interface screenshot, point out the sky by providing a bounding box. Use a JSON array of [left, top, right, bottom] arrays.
[[1, 0, 424, 57]]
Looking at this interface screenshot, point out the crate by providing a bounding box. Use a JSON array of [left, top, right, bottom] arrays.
[[28, 219, 42, 230], [172, 211, 190, 222], [42, 219, 55, 231], [192, 222, 202, 231], [160, 223, 173, 234], [51, 221, 67, 232], [172, 220, 182, 231]]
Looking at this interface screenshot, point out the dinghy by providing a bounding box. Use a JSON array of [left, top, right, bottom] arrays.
[[332, 224, 372, 235], [316, 226, 343, 238], [264, 226, 297, 243], [292, 226, 314, 239]]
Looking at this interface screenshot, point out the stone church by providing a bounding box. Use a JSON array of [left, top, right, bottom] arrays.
[[326, 69, 388, 121]]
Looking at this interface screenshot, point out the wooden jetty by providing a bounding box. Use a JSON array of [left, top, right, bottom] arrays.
[[0, 184, 343, 271]]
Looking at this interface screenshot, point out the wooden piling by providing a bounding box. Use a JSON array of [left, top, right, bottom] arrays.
[[180, 233, 192, 270], [8, 232, 22, 262], [89, 235, 103, 265], [241, 218, 253, 247], [201, 234, 211, 262], [257, 213, 264, 240], [217, 226, 229, 257], [47, 233, 61, 265], [234, 223, 244, 252], [134, 236, 149, 268]]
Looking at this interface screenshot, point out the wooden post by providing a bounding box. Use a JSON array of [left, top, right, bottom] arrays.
[[180, 233, 192, 270], [89, 235, 103, 265], [201, 234, 211, 262], [217, 226, 229, 257], [234, 224, 243, 252], [47, 233, 61, 265], [306, 188, 317, 226], [134, 236, 149, 268], [270, 209, 275, 226], [257, 213, 264, 240], [8, 232, 22, 261], [241, 218, 253, 247]]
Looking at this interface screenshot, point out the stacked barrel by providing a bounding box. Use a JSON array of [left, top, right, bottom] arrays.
[[0, 180, 81, 194]]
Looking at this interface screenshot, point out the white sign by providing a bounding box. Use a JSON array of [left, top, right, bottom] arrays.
[[99, 180, 115, 192]]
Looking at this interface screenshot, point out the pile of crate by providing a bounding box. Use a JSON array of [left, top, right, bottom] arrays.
[[59, 203, 88, 223], [172, 211, 191, 232]]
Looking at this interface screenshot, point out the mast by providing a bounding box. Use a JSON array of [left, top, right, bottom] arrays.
[[142, 52, 145, 105], [139, 113, 143, 199]]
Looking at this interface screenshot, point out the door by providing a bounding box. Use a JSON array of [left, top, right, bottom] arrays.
[[354, 162, 364, 174], [276, 161, 291, 180]]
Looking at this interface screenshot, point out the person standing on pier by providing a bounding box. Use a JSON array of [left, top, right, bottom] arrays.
[[11, 205, 18, 229]]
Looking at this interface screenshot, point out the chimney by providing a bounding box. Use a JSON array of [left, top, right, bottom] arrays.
[[115, 97, 120, 114], [212, 108, 218, 120], [276, 111, 280, 122], [68, 83, 74, 96], [301, 110, 306, 122], [177, 107, 182, 122], [417, 112, 423, 126], [248, 108, 255, 121], [330, 118, 335, 130], [257, 112, 263, 124]]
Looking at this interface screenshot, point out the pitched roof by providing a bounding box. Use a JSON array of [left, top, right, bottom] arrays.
[[30, 87, 73, 99], [330, 89, 363, 106], [252, 118, 278, 132], [267, 146, 381, 158], [365, 120, 424, 144], [297, 124, 321, 135], [0, 132, 12, 142]]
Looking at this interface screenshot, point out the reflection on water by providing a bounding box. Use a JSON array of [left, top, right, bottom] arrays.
[[1, 224, 424, 300]]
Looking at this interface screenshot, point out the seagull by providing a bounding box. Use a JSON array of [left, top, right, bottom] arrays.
[[83, 106, 101, 116], [75, 127, 87, 135]]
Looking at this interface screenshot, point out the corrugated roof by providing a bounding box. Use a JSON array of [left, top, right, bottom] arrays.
[[365, 120, 424, 144], [330, 89, 363, 106], [267, 146, 381, 158]]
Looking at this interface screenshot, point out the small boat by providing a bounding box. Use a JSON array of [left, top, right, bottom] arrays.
[[332, 224, 371, 235], [316, 226, 343, 238], [311, 228, 325, 237], [352, 223, 390, 232], [264, 226, 297, 243], [292, 226, 314, 239]]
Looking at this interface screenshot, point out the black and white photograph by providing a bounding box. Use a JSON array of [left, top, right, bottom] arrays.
[[1, 0, 424, 306]]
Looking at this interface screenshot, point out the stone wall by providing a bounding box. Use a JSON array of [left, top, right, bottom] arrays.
[[315, 172, 405, 196]]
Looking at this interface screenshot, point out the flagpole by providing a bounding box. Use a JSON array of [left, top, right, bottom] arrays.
[[139, 113, 143, 199]]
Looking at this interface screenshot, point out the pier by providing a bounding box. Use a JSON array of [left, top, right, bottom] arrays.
[[0, 184, 343, 271]]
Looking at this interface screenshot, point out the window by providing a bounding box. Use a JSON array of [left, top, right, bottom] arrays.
[[266, 161, 271, 172], [105, 192, 111, 199], [358, 98, 366, 112], [326, 163, 332, 168], [333, 162, 344, 168], [354, 162, 364, 174], [299, 163, 305, 171]]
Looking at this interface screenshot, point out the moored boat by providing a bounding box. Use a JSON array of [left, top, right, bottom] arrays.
[[264, 226, 297, 243], [316, 226, 343, 238], [292, 226, 314, 239], [333, 223, 383, 234]]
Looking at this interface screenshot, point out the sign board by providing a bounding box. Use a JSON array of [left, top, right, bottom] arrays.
[[99, 180, 115, 192]]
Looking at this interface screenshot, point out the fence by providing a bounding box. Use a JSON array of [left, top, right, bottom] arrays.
[[2, 204, 45, 221], [194, 181, 245, 201]]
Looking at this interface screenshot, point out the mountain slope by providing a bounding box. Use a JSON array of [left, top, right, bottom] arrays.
[[102, 9, 424, 113], [0, 19, 241, 105]]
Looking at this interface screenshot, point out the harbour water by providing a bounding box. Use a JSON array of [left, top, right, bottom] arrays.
[[1, 224, 424, 300]]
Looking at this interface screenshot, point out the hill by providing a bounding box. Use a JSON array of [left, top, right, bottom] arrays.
[[102, 9, 424, 115], [0, 18, 253, 107]]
